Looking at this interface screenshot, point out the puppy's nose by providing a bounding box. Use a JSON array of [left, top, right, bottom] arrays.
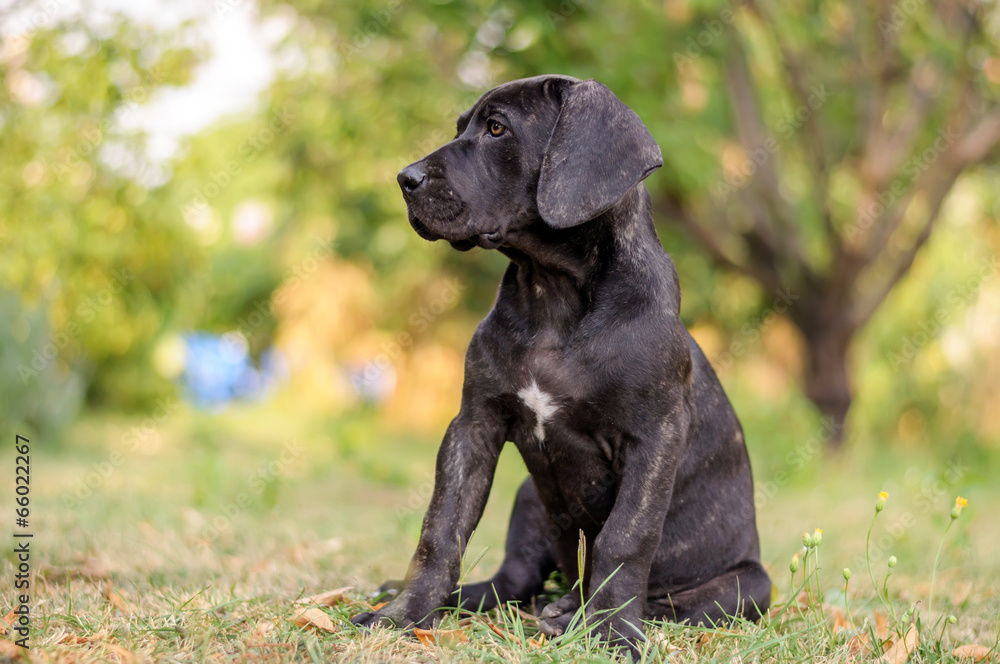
[[397, 164, 426, 194]]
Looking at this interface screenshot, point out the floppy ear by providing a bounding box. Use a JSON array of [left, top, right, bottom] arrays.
[[537, 80, 663, 228]]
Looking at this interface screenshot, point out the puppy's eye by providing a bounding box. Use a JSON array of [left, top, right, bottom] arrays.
[[487, 120, 507, 137]]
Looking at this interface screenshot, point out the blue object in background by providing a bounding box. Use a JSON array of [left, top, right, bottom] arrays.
[[346, 359, 397, 405], [179, 332, 287, 410]]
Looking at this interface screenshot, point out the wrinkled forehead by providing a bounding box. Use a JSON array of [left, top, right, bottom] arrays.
[[456, 75, 579, 135]]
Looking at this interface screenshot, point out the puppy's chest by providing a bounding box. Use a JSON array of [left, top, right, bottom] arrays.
[[501, 338, 614, 453]]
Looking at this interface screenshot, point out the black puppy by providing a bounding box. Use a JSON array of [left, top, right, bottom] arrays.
[[352, 75, 771, 654]]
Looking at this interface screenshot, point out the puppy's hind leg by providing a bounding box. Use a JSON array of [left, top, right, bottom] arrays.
[[449, 477, 558, 611], [646, 560, 772, 625]]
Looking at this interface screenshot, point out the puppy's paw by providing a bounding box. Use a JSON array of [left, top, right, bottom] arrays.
[[350, 598, 413, 631], [603, 617, 647, 661], [538, 593, 582, 637], [350, 610, 392, 629], [539, 595, 647, 661], [350, 593, 442, 636]]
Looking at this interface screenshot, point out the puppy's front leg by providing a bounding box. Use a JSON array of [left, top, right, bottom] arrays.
[[543, 410, 688, 656], [352, 413, 504, 630]]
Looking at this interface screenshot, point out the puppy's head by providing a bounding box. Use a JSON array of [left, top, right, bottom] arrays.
[[397, 75, 662, 251]]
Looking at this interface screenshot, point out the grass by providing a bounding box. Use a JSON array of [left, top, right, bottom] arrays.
[[2, 400, 999, 662]]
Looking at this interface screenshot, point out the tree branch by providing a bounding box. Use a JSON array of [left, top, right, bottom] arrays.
[[850, 104, 1000, 327], [858, 0, 902, 184], [722, 25, 815, 276], [855, 10, 979, 262], [654, 196, 784, 292], [949, 105, 1000, 165], [744, 0, 836, 242], [848, 166, 963, 328], [859, 65, 936, 185], [861, 78, 989, 263]]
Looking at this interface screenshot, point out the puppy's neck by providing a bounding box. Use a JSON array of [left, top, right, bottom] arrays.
[[497, 186, 662, 331], [501, 186, 658, 278]]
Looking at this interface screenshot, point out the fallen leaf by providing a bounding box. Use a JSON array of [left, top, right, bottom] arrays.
[[254, 620, 275, 635], [58, 630, 109, 644], [874, 611, 889, 640], [0, 639, 25, 659], [413, 628, 468, 647], [829, 606, 852, 634], [290, 607, 337, 633], [953, 645, 993, 661], [55, 635, 134, 662], [768, 594, 809, 620], [951, 581, 973, 606], [105, 582, 136, 614], [847, 632, 872, 659], [371, 601, 388, 611], [296, 586, 353, 607], [59, 634, 87, 644], [487, 622, 520, 645], [247, 619, 277, 646], [881, 624, 918, 664], [96, 641, 137, 662]]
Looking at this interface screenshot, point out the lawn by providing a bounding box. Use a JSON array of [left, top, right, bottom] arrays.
[[2, 400, 998, 662]]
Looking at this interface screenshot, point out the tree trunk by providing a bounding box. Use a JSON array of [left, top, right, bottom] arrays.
[[799, 323, 854, 448]]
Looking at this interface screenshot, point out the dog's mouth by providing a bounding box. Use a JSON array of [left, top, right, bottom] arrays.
[[404, 183, 506, 251], [476, 230, 505, 249], [408, 215, 439, 242], [406, 197, 465, 241], [408, 212, 505, 252]]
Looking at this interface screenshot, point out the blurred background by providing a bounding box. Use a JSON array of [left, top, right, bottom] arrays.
[[2, 0, 1000, 606]]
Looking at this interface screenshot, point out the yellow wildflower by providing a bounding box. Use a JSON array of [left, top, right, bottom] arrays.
[[951, 496, 968, 519]]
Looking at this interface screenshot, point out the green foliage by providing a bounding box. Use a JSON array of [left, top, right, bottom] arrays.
[[1, 18, 206, 418], [3, 1, 999, 452]]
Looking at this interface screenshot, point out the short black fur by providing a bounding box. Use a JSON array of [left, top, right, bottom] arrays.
[[353, 75, 771, 657]]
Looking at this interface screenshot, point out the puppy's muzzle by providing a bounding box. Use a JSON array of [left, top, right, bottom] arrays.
[[397, 161, 470, 245]]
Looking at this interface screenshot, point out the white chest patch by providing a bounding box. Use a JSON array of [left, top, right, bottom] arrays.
[[517, 380, 558, 444]]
